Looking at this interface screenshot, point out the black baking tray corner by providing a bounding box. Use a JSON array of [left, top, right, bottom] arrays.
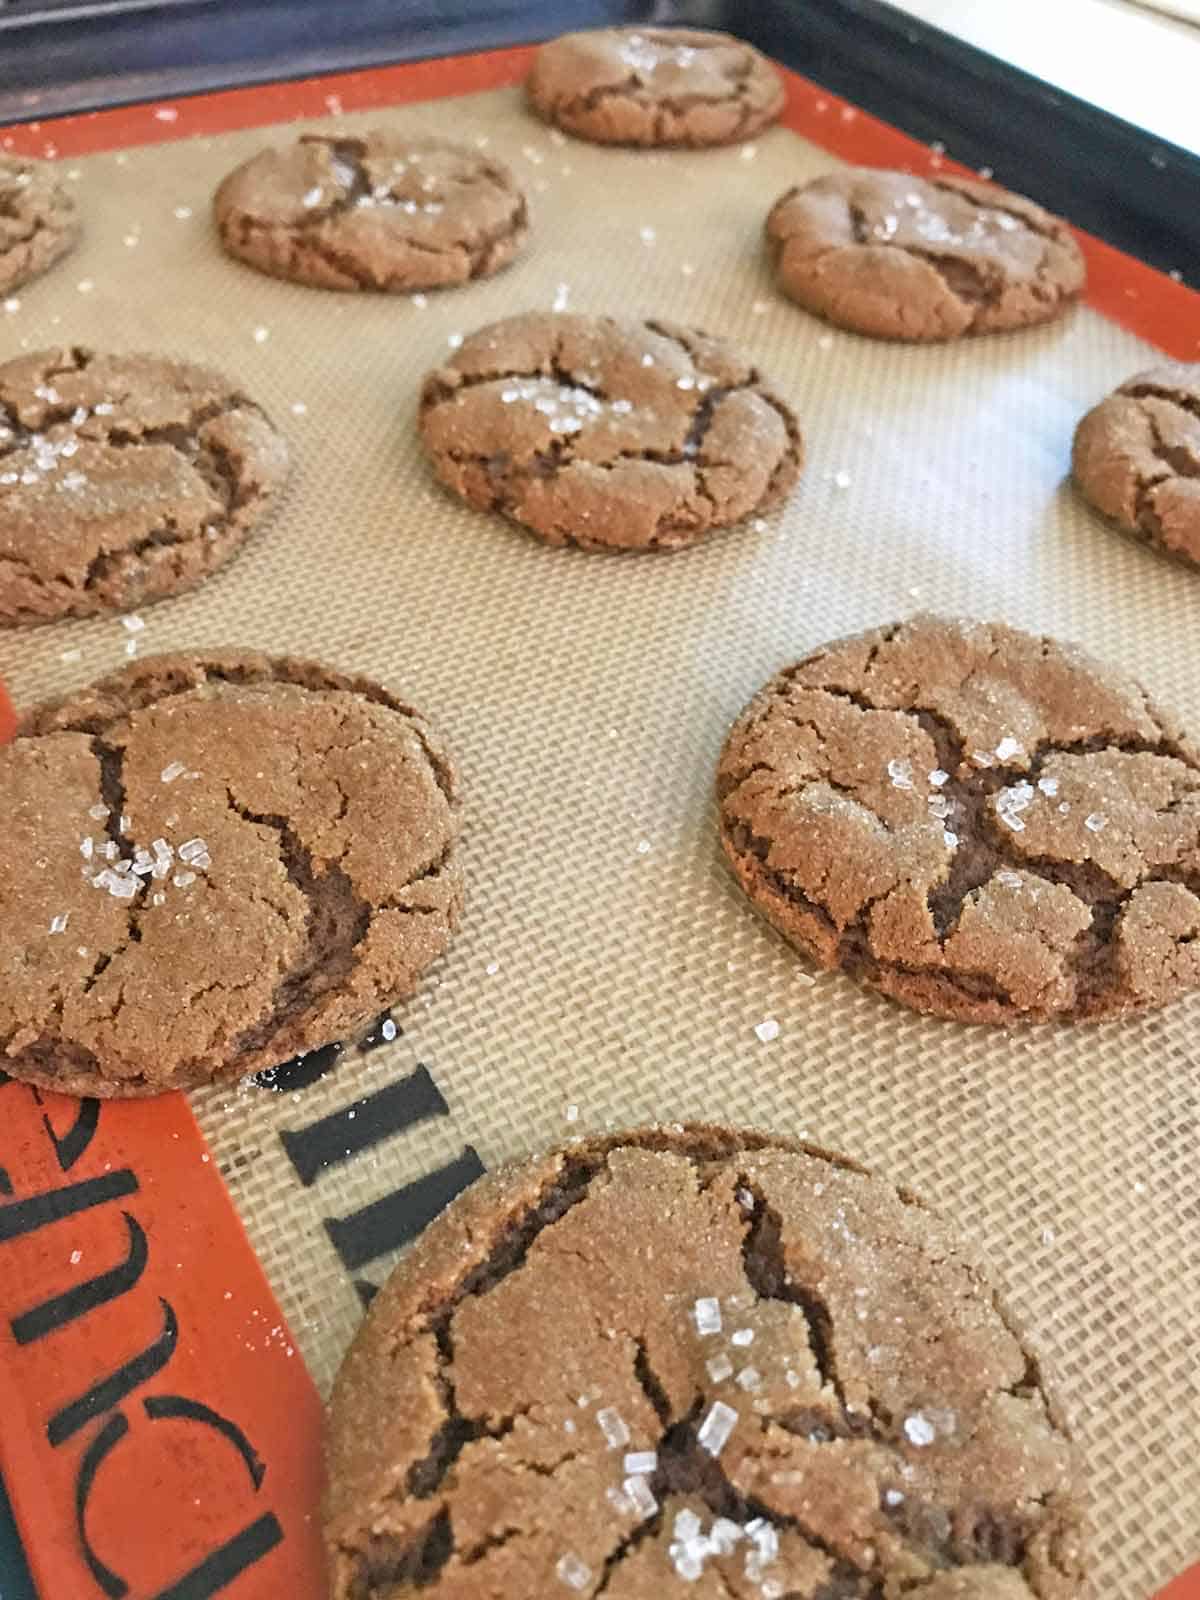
[[1, 0, 1198, 284]]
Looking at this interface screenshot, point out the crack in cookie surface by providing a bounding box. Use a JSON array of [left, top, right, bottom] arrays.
[[0, 651, 462, 1095], [717, 616, 1200, 1023], [324, 1126, 1084, 1599], [419, 313, 802, 551]]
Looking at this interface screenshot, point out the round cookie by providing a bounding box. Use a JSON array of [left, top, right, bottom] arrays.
[[419, 312, 802, 551], [214, 133, 528, 292], [1072, 365, 1200, 569], [0, 347, 288, 626], [765, 170, 1085, 341], [1, 155, 81, 296], [325, 1123, 1085, 1600], [0, 651, 463, 1096], [527, 27, 784, 147], [717, 615, 1200, 1024]]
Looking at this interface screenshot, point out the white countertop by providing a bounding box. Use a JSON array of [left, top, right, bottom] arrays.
[[888, 0, 1200, 154]]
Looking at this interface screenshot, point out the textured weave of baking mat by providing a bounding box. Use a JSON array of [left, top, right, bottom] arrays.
[[3, 49, 1200, 1600]]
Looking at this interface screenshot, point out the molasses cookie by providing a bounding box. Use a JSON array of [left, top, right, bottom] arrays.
[[766, 170, 1085, 341], [419, 312, 801, 551], [325, 1123, 1085, 1599], [527, 27, 784, 147], [0, 651, 462, 1096], [717, 615, 1200, 1023], [0, 347, 288, 626], [214, 133, 528, 292], [1072, 365, 1200, 569], [1, 155, 80, 296]]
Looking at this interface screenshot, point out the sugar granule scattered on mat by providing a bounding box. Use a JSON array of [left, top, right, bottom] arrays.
[[3, 298, 19, 314], [740, 144, 757, 161], [552, 282, 570, 312], [697, 1400, 738, 1457], [596, 1407, 629, 1448], [817, 332, 834, 349], [693, 1296, 721, 1335], [291, 401, 307, 415], [564, 1103, 578, 1122], [381, 1018, 397, 1042], [681, 262, 695, 277], [486, 960, 500, 976], [77, 279, 94, 294], [730, 1327, 754, 1347], [754, 1018, 780, 1043], [120, 613, 145, 633], [624, 1450, 657, 1475], [639, 225, 656, 245], [411, 293, 428, 308], [635, 839, 651, 855], [447, 332, 464, 349], [555, 1554, 591, 1591], [173, 205, 192, 220], [833, 469, 851, 489], [253, 325, 269, 343]]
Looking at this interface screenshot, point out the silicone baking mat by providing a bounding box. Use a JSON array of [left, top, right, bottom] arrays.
[[1, 43, 1199, 1600]]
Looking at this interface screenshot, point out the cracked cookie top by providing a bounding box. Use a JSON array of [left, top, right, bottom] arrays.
[[718, 616, 1200, 1024], [0, 347, 289, 626], [418, 312, 802, 551], [0, 155, 81, 296], [1, 651, 463, 1096], [324, 1125, 1085, 1599], [213, 133, 529, 293], [765, 171, 1086, 342], [1072, 364, 1200, 570], [527, 27, 784, 148]]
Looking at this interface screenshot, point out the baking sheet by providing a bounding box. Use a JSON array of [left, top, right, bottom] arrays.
[[2, 76, 1199, 1599]]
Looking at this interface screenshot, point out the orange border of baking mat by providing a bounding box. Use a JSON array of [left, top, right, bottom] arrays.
[[2, 42, 1199, 1600]]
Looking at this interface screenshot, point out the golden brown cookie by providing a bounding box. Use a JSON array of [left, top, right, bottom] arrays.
[[527, 27, 784, 147], [419, 312, 802, 551], [717, 615, 1200, 1024], [0, 155, 80, 296], [324, 1123, 1085, 1599], [766, 170, 1085, 341], [0, 651, 463, 1097], [1072, 365, 1200, 569], [0, 347, 288, 627], [214, 133, 528, 292]]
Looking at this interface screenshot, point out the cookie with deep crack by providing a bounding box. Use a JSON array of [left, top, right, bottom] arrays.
[[0, 651, 463, 1096], [717, 615, 1200, 1024], [1, 155, 81, 296], [527, 27, 784, 147], [0, 347, 289, 626], [765, 171, 1085, 341], [325, 1123, 1086, 1599], [418, 312, 802, 551], [214, 133, 529, 292], [1072, 365, 1200, 570]]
